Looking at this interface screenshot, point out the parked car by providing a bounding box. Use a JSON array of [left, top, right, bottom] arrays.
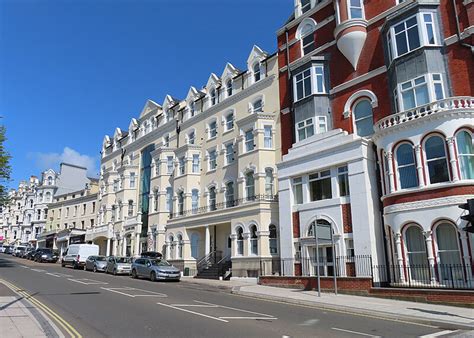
[[106, 256, 132, 275], [26, 248, 39, 260], [85, 255, 108, 272], [35, 249, 59, 263], [0, 245, 10, 253], [61, 244, 99, 269], [140, 251, 163, 259], [12, 246, 26, 257], [18, 247, 33, 258], [131, 258, 181, 281], [3, 246, 13, 254]]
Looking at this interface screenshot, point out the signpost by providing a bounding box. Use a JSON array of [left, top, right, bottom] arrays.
[[313, 220, 338, 297]]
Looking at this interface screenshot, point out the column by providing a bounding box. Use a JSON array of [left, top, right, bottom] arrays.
[[122, 236, 127, 256], [230, 234, 237, 257], [394, 233, 405, 283], [135, 232, 140, 256], [414, 145, 425, 187], [386, 152, 395, 193], [112, 237, 118, 256], [165, 241, 171, 260], [459, 232, 473, 279], [423, 230, 436, 283], [446, 137, 459, 182], [205, 226, 211, 255], [106, 238, 111, 256]]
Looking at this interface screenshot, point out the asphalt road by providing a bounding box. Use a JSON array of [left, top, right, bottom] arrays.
[[0, 254, 459, 338]]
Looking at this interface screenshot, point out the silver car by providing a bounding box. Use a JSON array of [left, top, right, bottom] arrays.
[[84, 255, 108, 272], [131, 258, 181, 281], [106, 256, 132, 275]]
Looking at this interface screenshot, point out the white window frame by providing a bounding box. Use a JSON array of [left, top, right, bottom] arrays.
[[226, 79, 233, 97], [264, 125, 273, 148], [208, 149, 217, 171], [245, 129, 255, 152], [225, 113, 234, 131], [395, 143, 419, 190], [293, 65, 325, 102], [208, 186, 217, 211], [187, 130, 195, 145], [225, 181, 234, 207], [192, 154, 200, 173], [396, 73, 444, 112], [387, 12, 439, 61], [210, 88, 217, 106], [423, 135, 450, 185], [178, 157, 185, 176], [301, 0, 311, 14], [129, 172, 136, 188], [296, 118, 315, 142], [167, 156, 174, 175], [253, 62, 261, 83], [225, 142, 234, 165], [293, 177, 304, 204], [347, 0, 364, 19], [208, 120, 217, 139], [191, 189, 199, 214]]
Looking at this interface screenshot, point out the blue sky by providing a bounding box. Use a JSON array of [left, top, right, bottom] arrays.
[[0, 0, 290, 188]]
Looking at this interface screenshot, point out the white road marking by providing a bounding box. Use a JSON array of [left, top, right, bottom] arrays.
[[46, 272, 73, 278], [68, 278, 108, 285], [418, 330, 459, 338], [332, 327, 379, 337], [19, 265, 30, 269], [219, 316, 278, 320], [170, 304, 218, 307], [31, 269, 46, 272], [194, 300, 275, 318], [101, 287, 166, 298], [157, 302, 228, 323], [300, 319, 319, 326]]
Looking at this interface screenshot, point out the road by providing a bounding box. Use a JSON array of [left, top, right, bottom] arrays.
[[0, 254, 460, 337]]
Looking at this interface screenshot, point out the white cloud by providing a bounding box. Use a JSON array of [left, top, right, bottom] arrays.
[[31, 147, 99, 177]]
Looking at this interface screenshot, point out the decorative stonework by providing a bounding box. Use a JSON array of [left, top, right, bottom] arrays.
[[384, 195, 474, 214]]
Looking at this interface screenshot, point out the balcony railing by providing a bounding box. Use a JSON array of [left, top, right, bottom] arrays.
[[169, 194, 278, 219], [375, 97, 474, 131]]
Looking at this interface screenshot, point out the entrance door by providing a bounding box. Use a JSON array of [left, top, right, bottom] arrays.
[[311, 246, 334, 276], [191, 233, 200, 259]]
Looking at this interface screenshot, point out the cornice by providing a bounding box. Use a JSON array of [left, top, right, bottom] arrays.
[[384, 194, 474, 214]]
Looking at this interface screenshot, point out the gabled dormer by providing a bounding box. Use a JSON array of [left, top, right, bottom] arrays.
[[247, 45, 268, 84], [162, 95, 180, 123], [185, 86, 205, 119], [206, 73, 221, 108], [221, 63, 240, 98], [139, 99, 161, 119], [102, 135, 112, 157]]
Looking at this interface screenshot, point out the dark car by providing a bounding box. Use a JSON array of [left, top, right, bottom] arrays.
[[34, 248, 59, 263], [140, 251, 163, 259], [21, 247, 35, 259], [3, 246, 13, 254], [26, 249, 38, 260]]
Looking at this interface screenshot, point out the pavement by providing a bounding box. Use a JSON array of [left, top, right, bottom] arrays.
[[0, 280, 64, 337], [1, 254, 473, 337]]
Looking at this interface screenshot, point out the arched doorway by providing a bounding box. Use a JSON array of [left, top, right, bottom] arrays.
[[404, 225, 429, 282]]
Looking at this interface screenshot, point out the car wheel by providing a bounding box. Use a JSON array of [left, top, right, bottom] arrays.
[[150, 271, 156, 282], [113, 269, 117, 276], [93, 265, 97, 273], [73, 262, 77, 270], [61, 261, 65, 267], [84, 265, 87, 271], [131, 269, 137, 279]]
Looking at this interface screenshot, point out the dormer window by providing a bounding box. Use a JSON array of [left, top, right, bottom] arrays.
[[253, 63, 261, 82], [210, 88, 217, 106], [226, 79, 233, 97], [189, 101, 195, 117], [47, 176, 53, 185]]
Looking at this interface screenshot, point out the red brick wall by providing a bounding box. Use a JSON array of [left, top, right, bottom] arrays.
[[292, 212, 300, 238], [383, 185, 474, 208], [259, 276, 372, 292], [342, 203, 353, 233]]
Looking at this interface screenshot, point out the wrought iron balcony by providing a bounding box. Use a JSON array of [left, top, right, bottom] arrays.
[[169, 194, 278, 220], [375, 97, 474, 131]]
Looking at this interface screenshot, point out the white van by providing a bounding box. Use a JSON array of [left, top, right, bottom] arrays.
[[61, 244, 99, 269]]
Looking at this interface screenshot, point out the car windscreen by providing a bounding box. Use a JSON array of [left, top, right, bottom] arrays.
[[151, 259, 171, 267], [96, 257, 106, 261], [17, 247, 26, 251], [41, 249, 53, 253], [116, 257, 131, 263]]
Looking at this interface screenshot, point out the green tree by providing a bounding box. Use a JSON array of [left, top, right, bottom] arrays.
[[0, 125, 12, 205]]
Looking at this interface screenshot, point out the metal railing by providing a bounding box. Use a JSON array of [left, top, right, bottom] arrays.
[[197, 250, 222, 273], [169, 194, 278, 219], [375, 97, 474, 131], [258, 256, 474, 290]]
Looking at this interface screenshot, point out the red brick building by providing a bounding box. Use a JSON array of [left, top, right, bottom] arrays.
[[276, 0, 473, 288]]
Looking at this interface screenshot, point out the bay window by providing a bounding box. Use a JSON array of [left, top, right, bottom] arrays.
[[191, 189, 199, 214], [225, 182, 234, 207], [265, 169, 274, 197], [293, 65, 325, 101], [245, 171, 255, 200], [397, 74, 444, 111], [348, 0, 363, 19], [264, 126, 273, 148], [297, 118, 314, 141], [208, 187, 216, 211], [387, 12, 438, 60], [179, 157, 185, 175], [192, 154, 200, 173], [245, 129, 255, 152]]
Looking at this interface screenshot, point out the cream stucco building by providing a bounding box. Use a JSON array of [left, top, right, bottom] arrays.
[[95, 46, 281, 277]]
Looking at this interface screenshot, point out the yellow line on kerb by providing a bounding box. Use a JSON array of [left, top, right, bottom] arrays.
[[0, 279, 82, 338]]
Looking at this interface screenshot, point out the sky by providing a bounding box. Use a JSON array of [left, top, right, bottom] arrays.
[[0, 0, 291, 188]]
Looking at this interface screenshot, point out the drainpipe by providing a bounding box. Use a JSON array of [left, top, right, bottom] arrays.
[[452, 0, 474, 52], [285, 29, 296, 146]]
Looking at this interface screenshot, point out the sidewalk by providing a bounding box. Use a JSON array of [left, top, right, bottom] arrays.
[[231, 284, 474, 329], [0, 281, 63, 338]]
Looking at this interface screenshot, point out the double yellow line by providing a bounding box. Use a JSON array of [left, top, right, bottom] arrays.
[[0, 279, 82, 338]]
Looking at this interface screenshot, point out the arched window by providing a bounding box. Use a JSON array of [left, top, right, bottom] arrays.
[[177, 191, 184, 216], [210, 88, 217, 106], [253, 63, 261, 82], [208, 186, 216, 211], [456, 130, 474, 179], [425, 135, 449, 184], [308, 219, 331, 237], [169, 235, 175, 260], [177, 234, 183, 259], [300, 22, 315, 55], [353, 99, 373, 137], [405, 226, 429, 281], [245, 171, 255, 200], [396, 143, 418, 189], [226, 79, 233, 97], [252, 99, 263, 113], [265, 169, 274, 197], [269, 224, 278, 254], [435, 223, 462, 281], [236, 227, 244, 255], [249, 224, 258, 255], [191, 189, 199, 214]]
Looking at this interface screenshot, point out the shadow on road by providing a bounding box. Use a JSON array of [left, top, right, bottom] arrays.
[[407, 307, 473, 320], [0, 257, 17, 268]]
